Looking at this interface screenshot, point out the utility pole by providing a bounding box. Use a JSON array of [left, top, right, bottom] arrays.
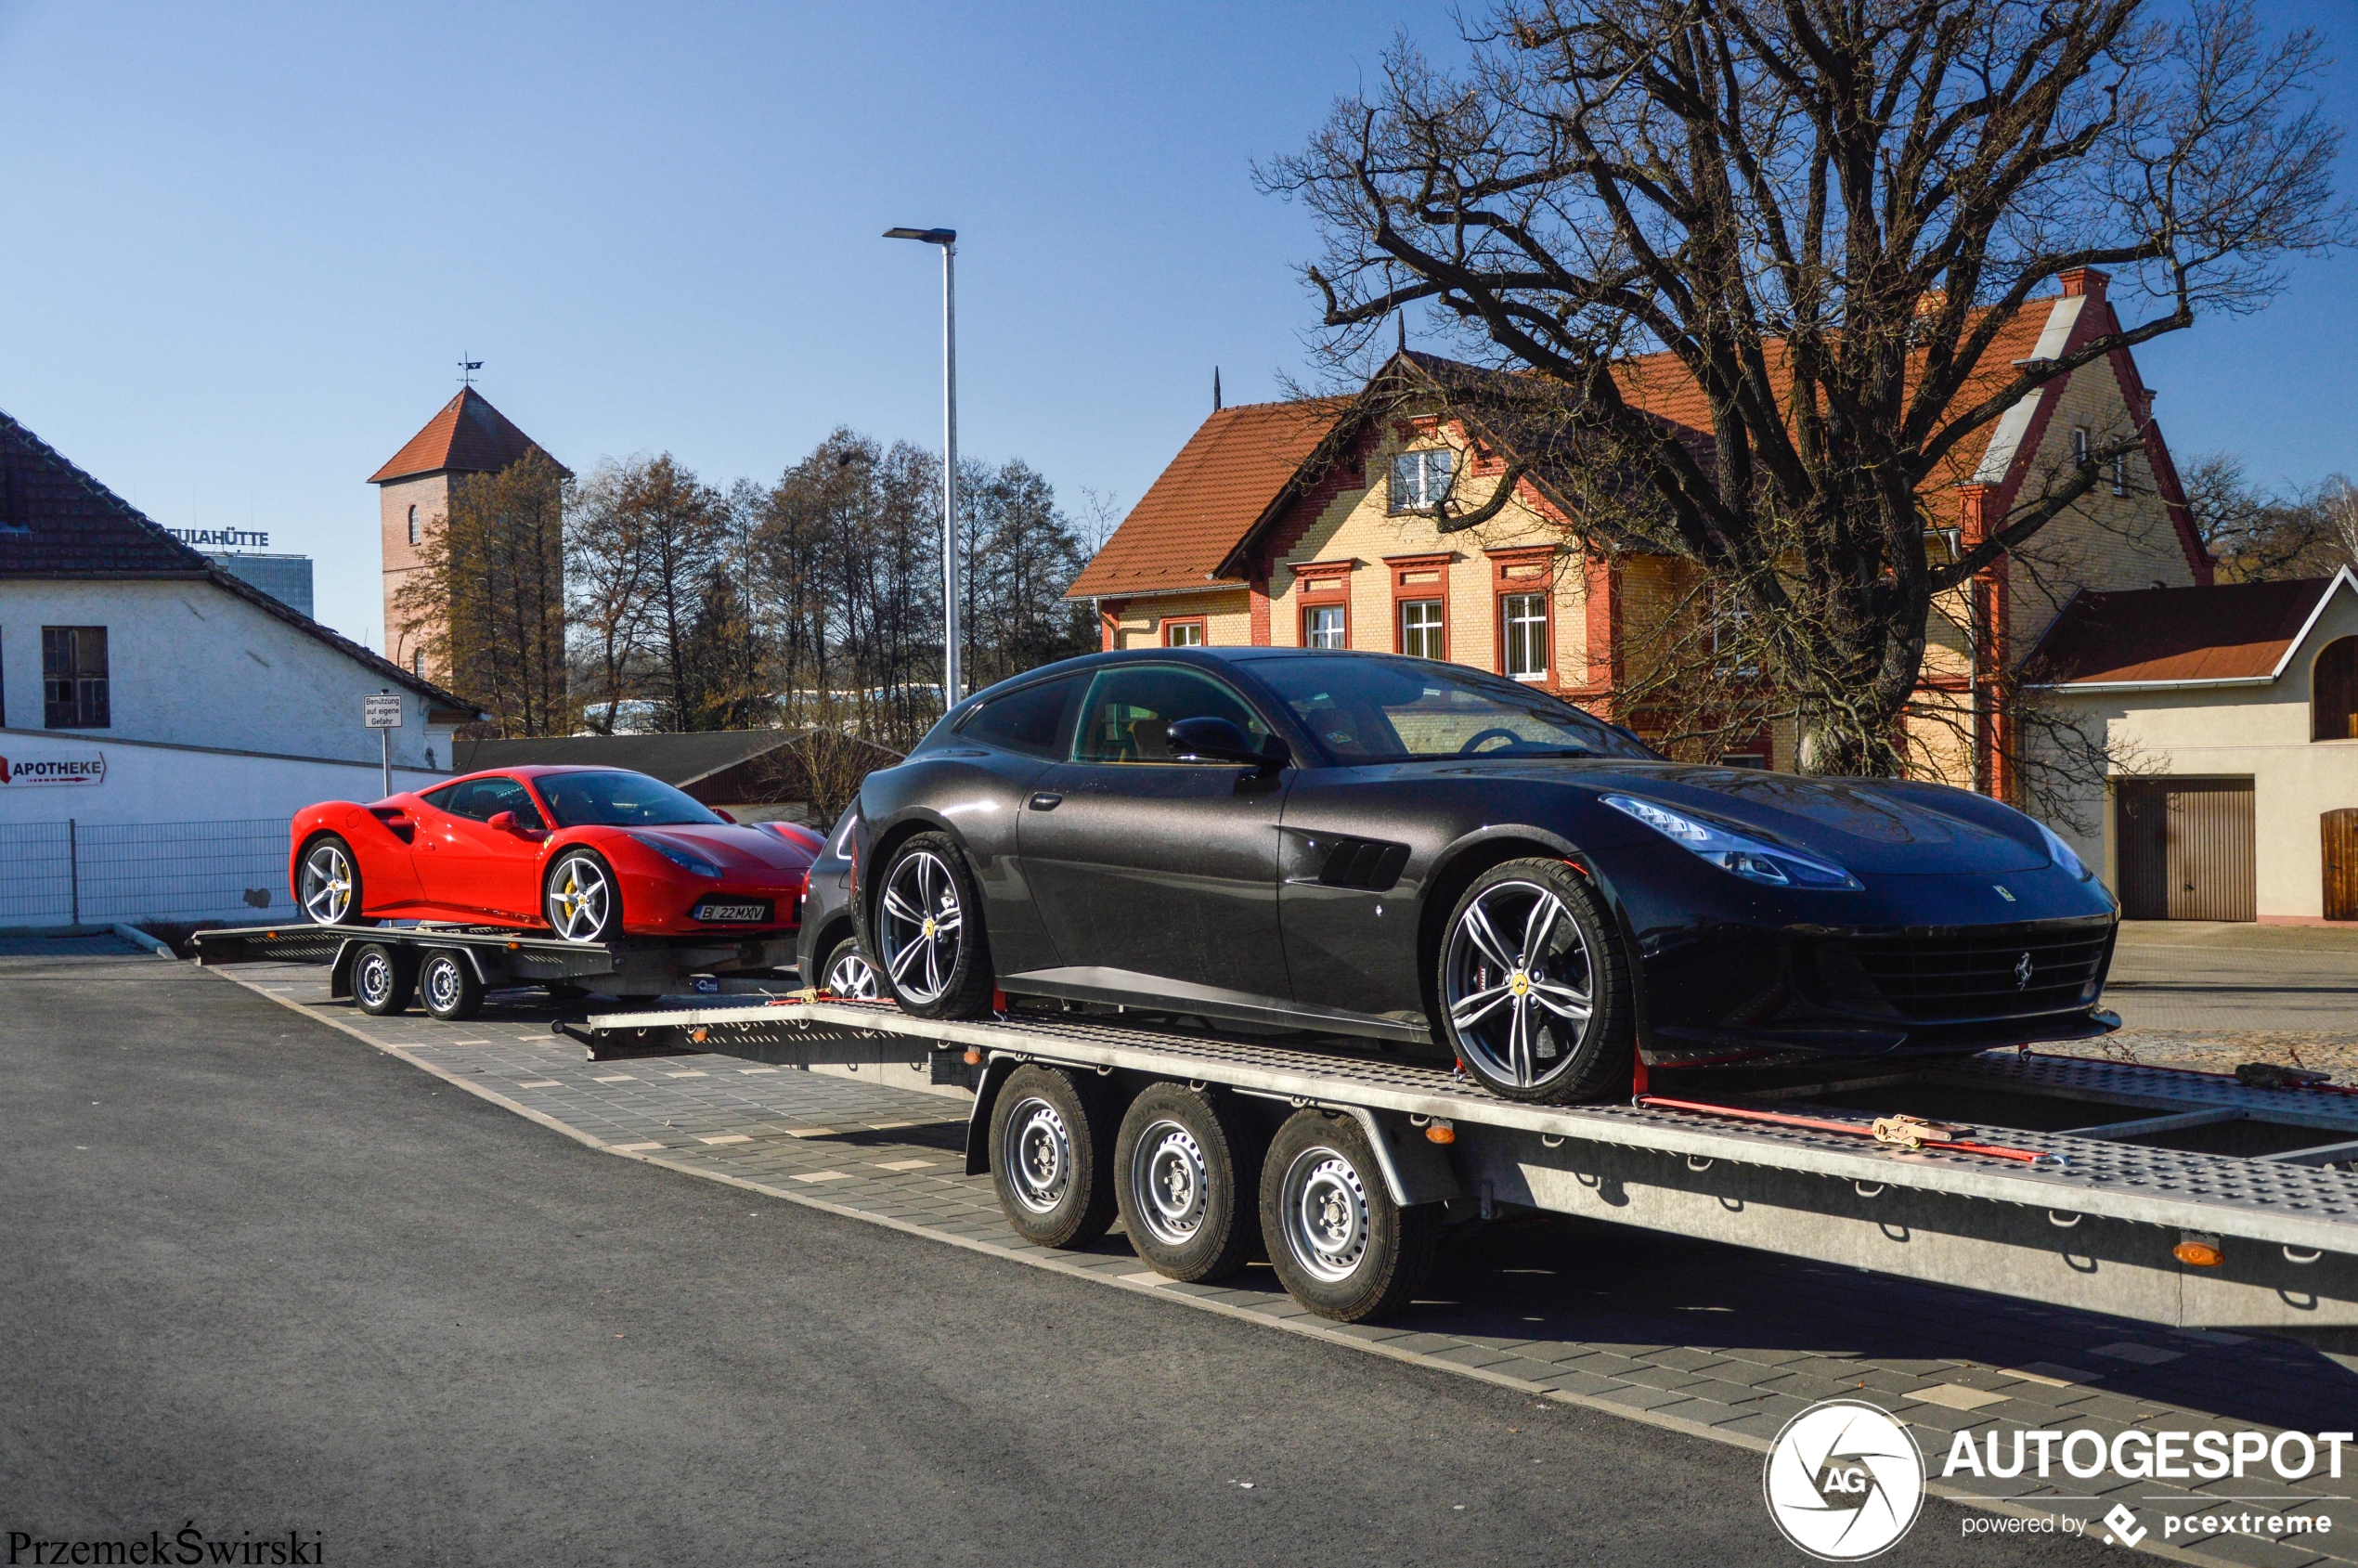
[[885, 226, 962, 706]]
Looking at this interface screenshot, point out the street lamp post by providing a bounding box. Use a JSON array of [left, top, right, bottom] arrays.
[[885, 226, 962, 708]]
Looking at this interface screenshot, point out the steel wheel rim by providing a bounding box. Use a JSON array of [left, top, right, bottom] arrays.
[[1282, 1147, 1369, 1282], [549, 857, 610, 942], [302, 843, 352, 924], [1129, 1119, 1209, 1246], [423, 957, 461, 1013], [1006, 1096, 1071, 1214], [356, 951, 392, 1006], [1443, 879, 1594, 1091], [823, 947, 879, 1000], [878, 850, 962, 1004]]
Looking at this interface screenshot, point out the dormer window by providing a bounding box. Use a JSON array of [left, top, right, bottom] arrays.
[[1390, 449, 1454, 513]]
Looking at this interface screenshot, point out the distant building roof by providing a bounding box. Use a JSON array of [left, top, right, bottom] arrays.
[[0, 406, 482, 719], [1066, 398, 1349, 600], [2024, 572, 2356, 689], [369, 386, 563, 486]]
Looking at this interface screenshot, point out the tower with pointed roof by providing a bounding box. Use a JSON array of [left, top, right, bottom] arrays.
[[370, 387, 562, 680]]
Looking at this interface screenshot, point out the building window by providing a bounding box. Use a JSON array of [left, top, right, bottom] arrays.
[[1389, 449, 1455, 513], [2071, 427, 2091, 469], [1305, 604, 1347, 649], [1163, 617, 1206, 647], [1401, 600, 1445, 659], [2313, 637, 2358, 741], [1501, 593, 1548, 680], [1710, 587, 1758, 677], [1719, 750, 1768, 769], [408, 504, 420, 546], [2111, 452, 2129, 497], [412, 650, 425, 678], [42, 626, 109, 729]]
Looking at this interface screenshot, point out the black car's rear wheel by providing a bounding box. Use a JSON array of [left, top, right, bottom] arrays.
[[1437, 858, 1632, 1104], [819, 934, 880, 1000], [874, 833, 994, 1018]]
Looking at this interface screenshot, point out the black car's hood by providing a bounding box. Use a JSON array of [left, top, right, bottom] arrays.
[[1441, 759, 2053, 875]]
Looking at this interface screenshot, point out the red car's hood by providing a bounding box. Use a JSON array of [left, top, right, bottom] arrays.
[[629, 823, 816, 874]]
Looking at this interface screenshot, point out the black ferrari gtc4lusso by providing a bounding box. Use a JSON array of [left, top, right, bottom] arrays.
[[840, 647, 2118, 1104]]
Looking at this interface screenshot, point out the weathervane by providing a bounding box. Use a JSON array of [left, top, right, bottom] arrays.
[[459, 353, 484, 387]]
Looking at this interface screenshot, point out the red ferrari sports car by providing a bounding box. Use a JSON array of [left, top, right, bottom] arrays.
[[289, 766, 822, 941]]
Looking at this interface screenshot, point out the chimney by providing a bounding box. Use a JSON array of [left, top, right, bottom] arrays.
[[2058, 267, 2110, 301]]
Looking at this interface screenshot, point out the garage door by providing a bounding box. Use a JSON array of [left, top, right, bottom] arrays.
[[2116, 778, 2256, 922], [2325, 809, 2358, 921]]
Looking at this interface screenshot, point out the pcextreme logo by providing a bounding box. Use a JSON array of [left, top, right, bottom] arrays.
[[1763, 1399, 1926, 1561]]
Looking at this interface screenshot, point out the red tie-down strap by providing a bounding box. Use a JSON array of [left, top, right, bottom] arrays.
[[1633, 1095, 2060, 1165]]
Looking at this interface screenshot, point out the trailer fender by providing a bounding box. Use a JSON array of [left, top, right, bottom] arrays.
[[965, 1056, 1023, 1176], [328, 938, 362, 1000], [1336, 1106, 1461, 1208]]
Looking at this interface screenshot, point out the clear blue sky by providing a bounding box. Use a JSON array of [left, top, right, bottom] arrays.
[[2, 1, 2352, 648]]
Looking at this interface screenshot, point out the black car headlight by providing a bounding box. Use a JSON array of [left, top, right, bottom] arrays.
[[2035, 819, 2092, 882], [1602, 794, 1863, 892], [631, 834, 722, 878]]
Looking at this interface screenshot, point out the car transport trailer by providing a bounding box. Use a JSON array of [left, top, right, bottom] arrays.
[[192, 924, 797, 1021], [566, 996, 2358, 1331]]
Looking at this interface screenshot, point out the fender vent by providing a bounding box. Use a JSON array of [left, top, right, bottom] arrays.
[[1317, 836, 1410, 891]]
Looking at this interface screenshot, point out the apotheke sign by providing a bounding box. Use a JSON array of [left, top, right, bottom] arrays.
[[0, 752, 106, 785]]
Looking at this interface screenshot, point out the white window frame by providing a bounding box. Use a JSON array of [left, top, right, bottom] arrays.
[[1306, 605, 1347, 650], [1400, 599, 1444, 660], [1501, 592, 1548, 680], [1389, 448, 1455, 513]]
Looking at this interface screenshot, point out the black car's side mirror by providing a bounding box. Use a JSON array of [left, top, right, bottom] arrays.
[[1170, 716, 1285, 771]]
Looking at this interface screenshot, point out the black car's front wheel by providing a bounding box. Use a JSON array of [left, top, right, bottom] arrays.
[[873, 833, 994, 1018], [1436, 858, 1632, 1104]]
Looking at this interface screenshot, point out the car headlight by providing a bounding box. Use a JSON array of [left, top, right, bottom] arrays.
[[1602, 795, 1863, 891], [631, 835, 721, 878], [2036, 819, 2091, 881]]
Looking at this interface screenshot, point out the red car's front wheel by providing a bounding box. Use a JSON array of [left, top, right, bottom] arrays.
[[546, 849, 622, 943]]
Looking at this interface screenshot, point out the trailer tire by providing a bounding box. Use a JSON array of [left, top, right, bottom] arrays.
[[1115, 1083, 1264, 1282], [1260, 1109, 1438, 1323], [418, 950, 485, 1021], [351, 941, 413, 1016], [989, 1064, 1118, 1250]]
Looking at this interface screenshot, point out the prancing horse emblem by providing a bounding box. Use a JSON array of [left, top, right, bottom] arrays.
[[2015, 952, 2034, 990]]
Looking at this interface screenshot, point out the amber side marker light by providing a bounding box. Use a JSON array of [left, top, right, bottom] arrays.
[[1426, 1120, 1458, 1146], [963, 1048, 983, 1066], [2174, 1235, 2224, 1268]]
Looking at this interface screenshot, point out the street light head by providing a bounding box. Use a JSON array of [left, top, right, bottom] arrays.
[[884, 227, 957, 245]]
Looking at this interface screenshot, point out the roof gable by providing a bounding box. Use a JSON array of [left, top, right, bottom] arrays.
[[370, 387, 559, 485], [2023, 571, 2356, 689]]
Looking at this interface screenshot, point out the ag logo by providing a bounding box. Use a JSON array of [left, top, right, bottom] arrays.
[[1763, 1399, 1924, 1561]]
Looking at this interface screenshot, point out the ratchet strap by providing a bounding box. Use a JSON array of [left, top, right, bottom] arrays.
[[1634, 1094, 2059, 1165]]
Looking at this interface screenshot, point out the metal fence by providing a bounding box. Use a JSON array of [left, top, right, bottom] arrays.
[[0, 818, 291, 929]]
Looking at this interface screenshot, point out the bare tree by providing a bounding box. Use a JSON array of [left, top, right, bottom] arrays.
[[395, 450, 568, 736], [2185, 451, 2358, 580], [959, 457, 1096, 692], [1262, 0, 2347, 775]]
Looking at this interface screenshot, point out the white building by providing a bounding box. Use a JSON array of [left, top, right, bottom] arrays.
[[0, 407, 482, 926]]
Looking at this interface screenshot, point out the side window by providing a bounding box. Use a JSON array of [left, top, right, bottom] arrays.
[[421, 782, 462, 814], [1072, 665, 1272, 764], [42, 626, 109, 729], [960, 676, 1080, 759], [476, 776, 546, 828]]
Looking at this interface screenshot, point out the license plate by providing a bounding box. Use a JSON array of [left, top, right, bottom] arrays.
[[694, 901, 770, 923]]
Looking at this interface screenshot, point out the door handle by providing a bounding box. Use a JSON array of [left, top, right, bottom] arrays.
[[1029, 793, 1063, 811]]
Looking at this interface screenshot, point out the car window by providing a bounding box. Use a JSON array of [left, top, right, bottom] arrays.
[[960, 675, 1080, 759], [423, 775, 545, 827], [536, 769, 720, 827], [1071, 665, 1272, 764], [1251, 654, 1657, 762]]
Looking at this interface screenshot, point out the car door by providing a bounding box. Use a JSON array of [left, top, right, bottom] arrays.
[[415, 775, 548, 919], [1017, 663, 1291, 1004]]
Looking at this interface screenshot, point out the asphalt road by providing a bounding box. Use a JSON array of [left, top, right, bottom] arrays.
[[0, 938, 2110, 1567]]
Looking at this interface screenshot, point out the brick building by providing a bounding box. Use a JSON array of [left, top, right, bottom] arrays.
[[371, 387, 563, 681], [1069, 270, 2209, 790]]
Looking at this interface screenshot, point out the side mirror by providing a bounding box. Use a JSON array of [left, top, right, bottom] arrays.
[[1169, 717, 1286, 771], [712, 808, 737, 823], [487, 810, 518, 833]]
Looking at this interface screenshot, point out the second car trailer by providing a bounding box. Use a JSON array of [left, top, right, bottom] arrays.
[[567, 995, 2358, 1332]]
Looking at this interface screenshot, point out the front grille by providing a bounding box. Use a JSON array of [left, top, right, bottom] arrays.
[[1807, 924, 2114, 1024]]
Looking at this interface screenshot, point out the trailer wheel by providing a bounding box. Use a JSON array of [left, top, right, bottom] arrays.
[[1260, 1109, 1437, 1323], [989, 1064, 1118, 1249], [418, 950, 485, 1021], [1435, 857, 1633, 1105], [1115, 1082, 1264, 1282], [351, 941, 413, 1016], [873, 834, 995, 1018]]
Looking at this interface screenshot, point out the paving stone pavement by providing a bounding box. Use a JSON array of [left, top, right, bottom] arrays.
[[214, 958, 2358, 1568]]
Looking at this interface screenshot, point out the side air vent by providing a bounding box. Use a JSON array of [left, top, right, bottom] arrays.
[[1317, 836, 1411, 891]]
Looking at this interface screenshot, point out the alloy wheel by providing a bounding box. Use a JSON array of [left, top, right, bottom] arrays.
[[549, 857, 611, 942], [823, 946, 880, 1000], [877, 849, 963, 1004], [1442, 878, 1595, 1092], [301, 842, 353, 924]]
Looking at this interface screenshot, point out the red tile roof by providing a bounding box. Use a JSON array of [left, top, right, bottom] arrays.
[[369, 387, 560, 485], [1067, 398, 1348, 599], [2024, 576, 2351, 687]]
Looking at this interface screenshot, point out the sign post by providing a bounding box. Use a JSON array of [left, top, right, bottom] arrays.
[[363, 692, 402, 798]]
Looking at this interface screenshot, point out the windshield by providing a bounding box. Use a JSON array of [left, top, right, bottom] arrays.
[[1252, 655, 1659, 763], [535, 770, 721, 828]]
